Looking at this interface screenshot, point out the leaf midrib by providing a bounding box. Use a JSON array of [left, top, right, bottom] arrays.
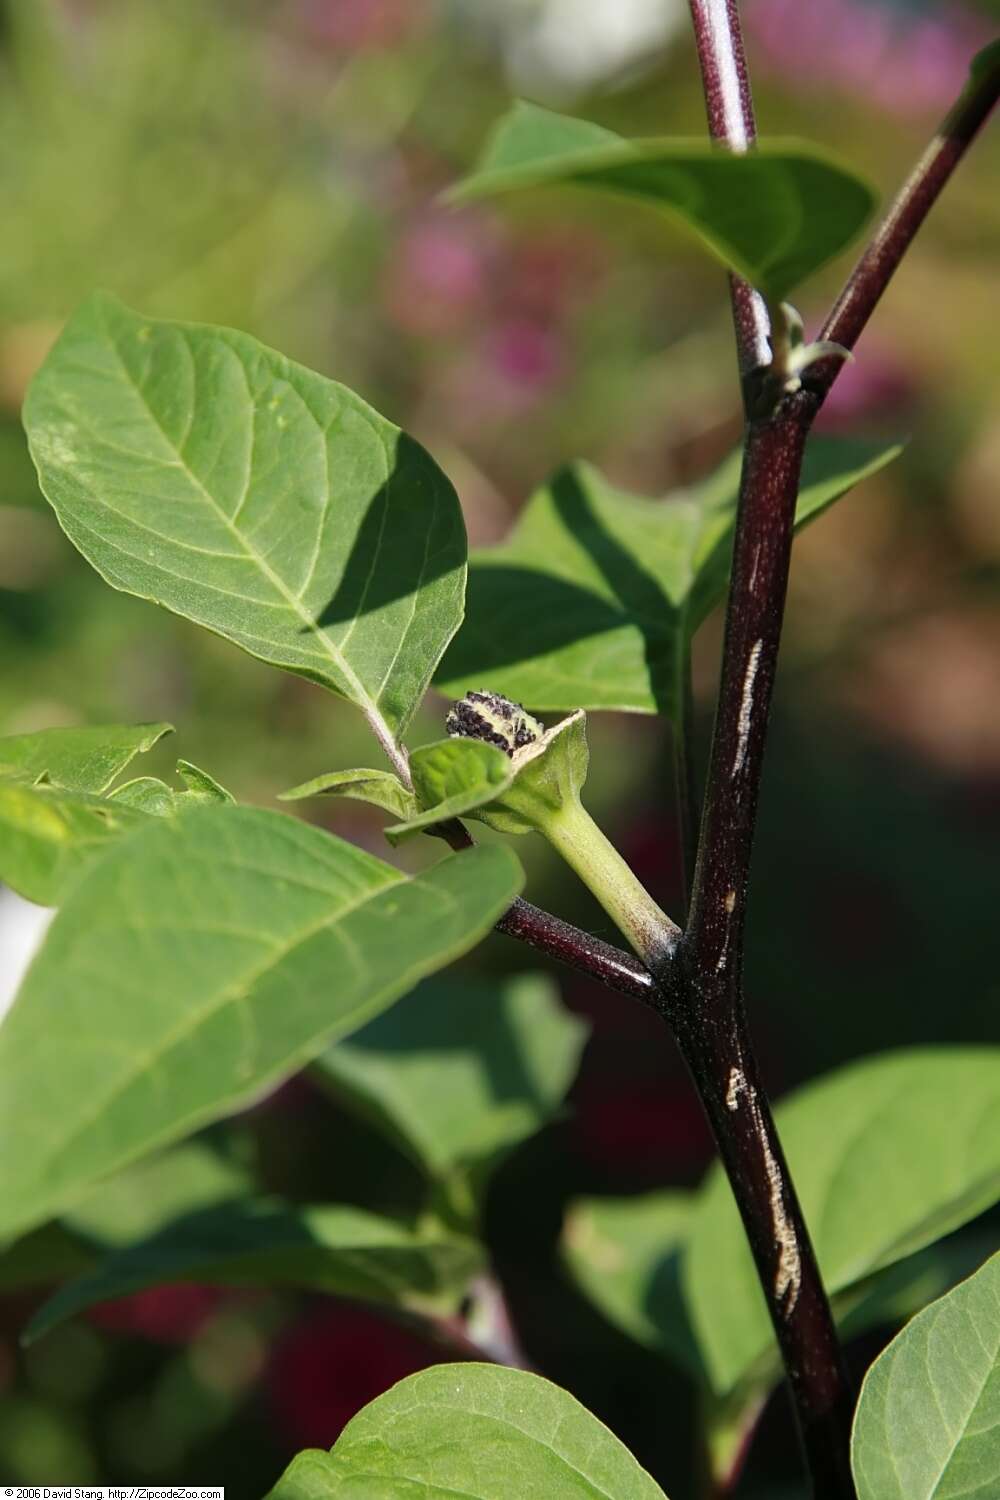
[[100, 312, 390, 730]]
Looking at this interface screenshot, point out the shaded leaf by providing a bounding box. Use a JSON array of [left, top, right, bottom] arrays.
[[562, 1192, 701, 1377], [279, 768, 419, 822], [0, 805, 523, 1242], [0, 721, 172, 794], [27, 1199, 483, 1342], [0, 1140, 250, 1291], [315, 973, 587, 1182], [0, 1223, 95, 1291], [266, 1363, 667, 1498], [852, 1250, 1000, 1500], [63, 1140, 254, 1248], [437, 439, 900, 720], [684, 1048, 1000, 1393], [453, 101, 875, 303], [562, 1192, 990, 1403], [24, 293, 467, 741]]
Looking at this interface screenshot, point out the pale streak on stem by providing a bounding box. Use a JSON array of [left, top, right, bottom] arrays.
[[732, 638, 762, 777], [702, 0, 750, 148], [725, 1065, 802, 1313], [716, 888, 737, 971]]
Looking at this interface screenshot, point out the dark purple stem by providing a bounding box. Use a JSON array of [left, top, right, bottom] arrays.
[[677, 10, 999, 1496], [426, 45, 997, 1492], [495, 896, 656, 1002], [433, 818, 656, 1002], [666, 992, 857, 1499], [687, 0, 771, 379], [682, 7, 854, 1493]]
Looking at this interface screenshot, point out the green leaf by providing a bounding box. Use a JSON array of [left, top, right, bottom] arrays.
[[109, 777, 177, 815], [0, 745, 236, 902], [436, 439, 900, 720], [175, 759, 234, 804], [851, 1250, 1000, 1500], [315, 973, 587, 1182], [472, 708, 589, 836], [26, 1200, 483, 1343], [24, 293, 467, 742], [684, 1048, 1000, 1393], [452, 101, 876, 303], [279, 768, 419, 822], [0, 721, 173, 793], [0, 1140, 252, 1291], [385, 738, 515, 843], [266, 1364, 668, 1499], [562, 1192, 701, 1377], [63, 1140, 254, 1248], [110, 760, 235, 815], [0, 805, 523, 1243], [0, 781, 147, 905], [836, 1230, 997, 1348]]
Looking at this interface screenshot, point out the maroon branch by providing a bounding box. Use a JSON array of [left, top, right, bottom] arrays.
[[676, 8, 999, 1496]]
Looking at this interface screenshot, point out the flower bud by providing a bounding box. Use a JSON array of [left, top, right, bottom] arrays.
[[445, 690, 545, 758]]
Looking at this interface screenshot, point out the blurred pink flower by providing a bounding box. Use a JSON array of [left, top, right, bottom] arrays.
[[436, 319, 568, 434], [382, 212, 494, 336], [488, 319, 566, 389], [502, 230, 611, 321], [745, 0, 988, 116], [814, 334, 919, 430]]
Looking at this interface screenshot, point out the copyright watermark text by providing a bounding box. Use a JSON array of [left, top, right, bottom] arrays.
[[3, 1489, 223, 1498]]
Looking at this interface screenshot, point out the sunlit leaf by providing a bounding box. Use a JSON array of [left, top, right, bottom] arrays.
[[24, 293, 467, 743], [0, 721, 172, 793], [266, 1364, 668, 1498], [852, 1250, 1000, 1500]]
